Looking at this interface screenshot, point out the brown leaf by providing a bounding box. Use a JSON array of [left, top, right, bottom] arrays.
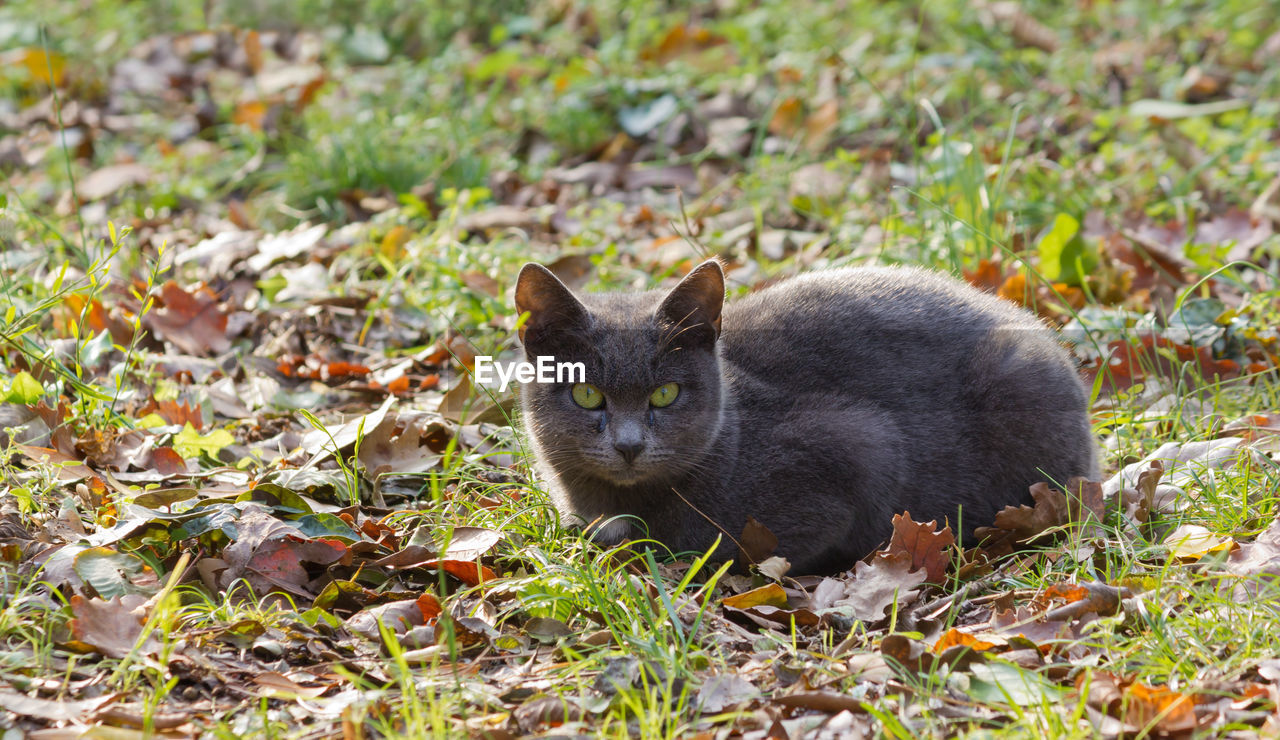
[[641, 24, 730, 64], [76, 163, 153, 201], [772, 691, 866, 714], [1194, 209, 1272, 262], [723, 603, 820, 631], [1226, 514, 1280, 599], [346, 598, 432, 640], [880, 633, 935, 675], [543, 254, 595, 292], [442, 526, 503, 561], [887, 512, 955, 584], [253, 671, 331, 699], [1081, 673, 1199, 735], [142, 281, 230, 356], [219, 508, 347, 597], [1039, 582, 1124, 621], [974, 482, 1071, 555], [980, 1, 1059, 53], [991, 606, 1078, 650], [357, 415, 445, 476], [739, 516, 778, 564], [696, 674, 759, 713], [830, 552, 928, 622], [0, 690, 116, 722], [145, 446, 188, 477], [69, 594, 159, 659], [803, 100, 839, 153]]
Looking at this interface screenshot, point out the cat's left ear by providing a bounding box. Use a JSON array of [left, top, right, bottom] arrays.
[[514, 263, 591, 349], [657, 259, 724, 346]]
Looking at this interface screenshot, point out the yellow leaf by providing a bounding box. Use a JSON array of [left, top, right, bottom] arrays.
[[1165, 524, 1236, 562], [722, 583, 788, 610], [380, 226, 412, 260], [6, 48, 68, 87]]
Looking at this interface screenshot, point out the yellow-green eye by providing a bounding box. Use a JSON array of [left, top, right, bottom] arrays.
[[649, 383, 679, 408], [571, 383, 604, 409]]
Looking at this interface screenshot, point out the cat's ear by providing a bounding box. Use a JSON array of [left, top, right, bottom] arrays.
[[657, 259, 724, 347], [515, 263, 590, 349]]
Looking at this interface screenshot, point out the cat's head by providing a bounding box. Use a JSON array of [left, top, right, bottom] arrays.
[[514, 260, 726, 487]]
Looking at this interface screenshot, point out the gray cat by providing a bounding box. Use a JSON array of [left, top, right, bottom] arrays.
[[514, 259, 1098, 574]]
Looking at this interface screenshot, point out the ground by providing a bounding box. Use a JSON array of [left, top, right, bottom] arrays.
[[1, 0, 1280, 737]]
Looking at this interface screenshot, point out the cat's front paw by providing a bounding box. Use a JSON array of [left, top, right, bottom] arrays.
[[583, 516, 634, 546]]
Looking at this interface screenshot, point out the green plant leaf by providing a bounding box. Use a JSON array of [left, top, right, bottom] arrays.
[[72, 547, 159, 599], [6, 371, 43, 404], [172, 424, 235, 459], [1036, 212, 1094, 284]]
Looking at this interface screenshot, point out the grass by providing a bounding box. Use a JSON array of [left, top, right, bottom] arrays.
[[2, 0, 1280, 736]]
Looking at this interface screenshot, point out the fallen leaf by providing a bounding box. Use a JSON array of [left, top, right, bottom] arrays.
[[696, 674, 759, 713], [0, 690, 116, 722], [739, 516, 778, 564], [253, 671, 331, 699], [933, 628, 1006, 654], [68, 594, 159, 659], [887, 512, 955, 584], [76, 163, 152, 201], [422, 559, 496, 587], [1165, 524, 1236, 561], [142, 281, 230, 356], [1226, 515, 1280, 599], [827, 552, 928, 622], [722, 583, 788, 610]]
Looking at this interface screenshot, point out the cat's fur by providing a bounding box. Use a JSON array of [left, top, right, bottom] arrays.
[[514, 260, 1098, 574]]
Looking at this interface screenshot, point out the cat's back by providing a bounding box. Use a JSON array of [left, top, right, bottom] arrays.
[[720, 265, 1061, 387]]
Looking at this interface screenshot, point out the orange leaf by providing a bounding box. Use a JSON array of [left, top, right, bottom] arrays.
[[769, 97, 804, 137], [423, 559, 496, 587], [233, 100, 268, 131], [1124, 681, 1197, 733], [932, 628, 1005, 653], [887, 512, 955, 584], [803, 100, 839, 153], [416, 592, 442, 622]]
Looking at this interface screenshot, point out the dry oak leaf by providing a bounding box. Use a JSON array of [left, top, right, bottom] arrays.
[[828, 552, 928, 622], [142, 281, 230, 356], [1038, 582, 1125, 621], [974, 482, 1071, 554], [887, 512, 955, 584], [1080, 672, 1199, 736], [69, 593, 160, 659]]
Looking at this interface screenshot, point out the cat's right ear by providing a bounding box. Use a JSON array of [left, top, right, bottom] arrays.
[[657, 259, 725, 348], [514, 263, 590, 349]]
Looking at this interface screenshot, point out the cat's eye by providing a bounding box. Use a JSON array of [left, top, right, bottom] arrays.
[[571, 383, 604, 409], [649, 383, 679, 408]]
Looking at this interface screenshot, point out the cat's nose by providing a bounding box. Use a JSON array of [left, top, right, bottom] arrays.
[[614, 439, 644, 464]]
